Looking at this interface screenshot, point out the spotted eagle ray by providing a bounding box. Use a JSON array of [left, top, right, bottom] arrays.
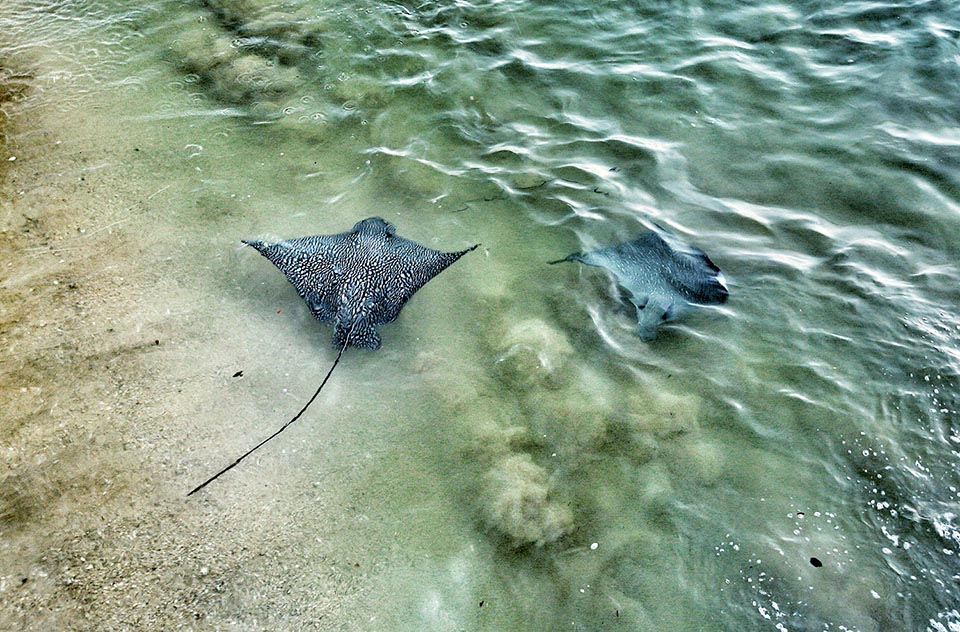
[[188, 217, 478, 496], [550, 223, 728, 341]]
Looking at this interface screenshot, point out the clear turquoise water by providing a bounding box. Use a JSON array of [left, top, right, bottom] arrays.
[[2, 0, 959, 630]]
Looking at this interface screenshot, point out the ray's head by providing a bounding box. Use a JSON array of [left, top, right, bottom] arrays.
[[352, 216, 397, 238], [634, 293, 684, 341]]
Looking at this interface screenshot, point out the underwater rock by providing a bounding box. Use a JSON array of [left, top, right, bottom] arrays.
[[493, 318, 574, 390], [203, 0, 315, 40], [521, 378, 613, 453], [635, 462, 676, 510], [479, 454, 573, 547], [0, 66, 33, 148], [465, 417, 538, 464], [170, 1, 316, 110], [671, 436, 725, 485], [521, 367, 618, 454], [622, 387, 701, 439], [209, 54, 301, 103], [594, 416, 659, 464], [171, 18, 238, 74]]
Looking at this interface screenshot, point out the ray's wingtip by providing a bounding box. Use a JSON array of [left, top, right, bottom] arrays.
[[713, 272, 730, 304], [241, 238, 271, 255], [716, 283, 731, 305]]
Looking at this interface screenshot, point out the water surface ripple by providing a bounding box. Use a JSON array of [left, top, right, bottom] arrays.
[[2, 0, 959, 630]]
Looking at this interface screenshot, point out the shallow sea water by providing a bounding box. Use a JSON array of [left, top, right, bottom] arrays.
[[1, 0, 959, 630]]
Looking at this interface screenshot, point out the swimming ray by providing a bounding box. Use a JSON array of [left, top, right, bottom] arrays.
[[188, 217, 478, 495], [551, 223, 728, 341]]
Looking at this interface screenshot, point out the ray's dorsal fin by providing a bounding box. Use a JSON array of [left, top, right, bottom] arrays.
[[186, 322, 355, 496], [645, 225, 728, 305]]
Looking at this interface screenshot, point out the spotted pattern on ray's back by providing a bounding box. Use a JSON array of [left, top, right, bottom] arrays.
[[243, 217, 478, 350]]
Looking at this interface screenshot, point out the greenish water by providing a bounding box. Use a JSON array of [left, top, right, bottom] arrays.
[[1, 0, 959, 630]]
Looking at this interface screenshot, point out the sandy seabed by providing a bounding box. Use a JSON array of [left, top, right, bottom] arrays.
[[0, 51, 709, 627], [0, 60, 409, 631], [5, 2, 922, 628]]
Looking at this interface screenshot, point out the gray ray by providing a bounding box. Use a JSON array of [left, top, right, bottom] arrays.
[[244, 216, 479, 349], [551, 223, 728, 341]]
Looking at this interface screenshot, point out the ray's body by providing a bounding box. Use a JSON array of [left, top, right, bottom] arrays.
[[188, 217, 477, 495], [552, 224, 728, 340], [244, 217, 478, 349]]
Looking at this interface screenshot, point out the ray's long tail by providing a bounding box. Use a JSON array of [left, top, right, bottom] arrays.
[[187, 324, 355, 497], [547, 252, 584, 265]]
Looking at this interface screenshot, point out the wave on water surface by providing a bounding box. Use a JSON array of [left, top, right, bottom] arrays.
[[1, 0, 959, 630], [139, 0, 960, 628]]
